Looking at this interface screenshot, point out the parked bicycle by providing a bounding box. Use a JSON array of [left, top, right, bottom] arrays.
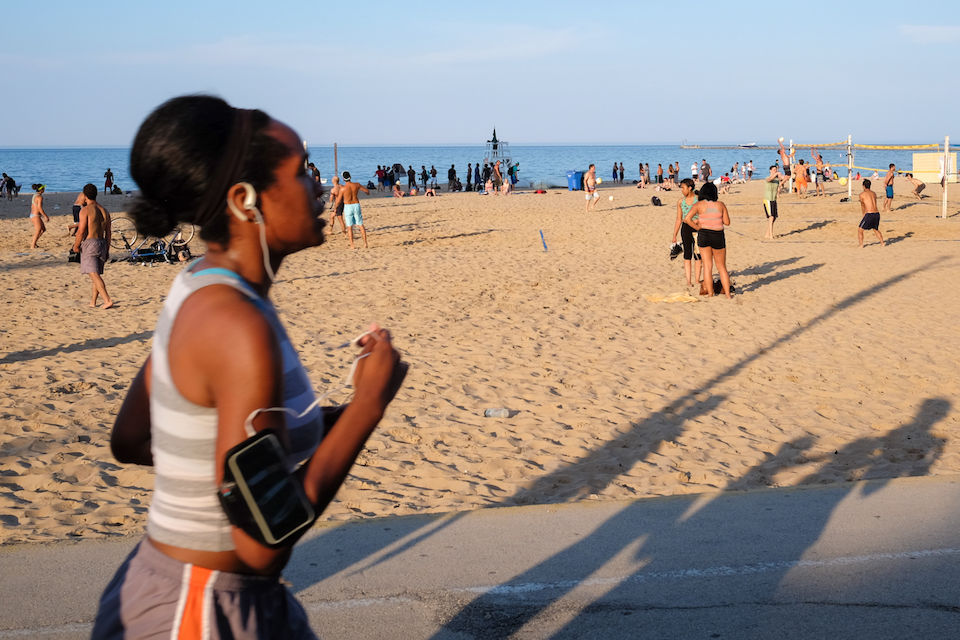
[[110, 216, 196, 263], [109, 216, 195, 252]]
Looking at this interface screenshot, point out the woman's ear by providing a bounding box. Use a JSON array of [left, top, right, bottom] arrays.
[[226, 183, 257, 222]]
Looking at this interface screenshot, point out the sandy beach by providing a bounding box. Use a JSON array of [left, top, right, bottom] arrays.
[[1, 179, 958, 545]]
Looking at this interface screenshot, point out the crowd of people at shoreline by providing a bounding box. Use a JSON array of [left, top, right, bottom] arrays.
[[368, 159, 521, 196]]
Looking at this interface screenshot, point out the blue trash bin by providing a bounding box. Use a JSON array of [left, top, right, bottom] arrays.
[[567, 171, 584, 191]]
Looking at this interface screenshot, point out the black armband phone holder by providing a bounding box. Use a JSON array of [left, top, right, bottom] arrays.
[[218, 429, 317, 548]]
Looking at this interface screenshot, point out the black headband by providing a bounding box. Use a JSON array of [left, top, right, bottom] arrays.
[[194, 108, 254, 227]]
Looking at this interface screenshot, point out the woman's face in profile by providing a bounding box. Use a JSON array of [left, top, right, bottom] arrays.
[[257, 121, 326, 252]]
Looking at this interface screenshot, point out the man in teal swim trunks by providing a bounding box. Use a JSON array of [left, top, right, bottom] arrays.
[[333, 171, 370, 249], [882, 163, 895, 212]]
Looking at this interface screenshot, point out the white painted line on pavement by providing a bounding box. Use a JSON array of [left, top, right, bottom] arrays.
[[4, 547, 959, 636]]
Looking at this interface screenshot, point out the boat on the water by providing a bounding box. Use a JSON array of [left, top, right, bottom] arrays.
[[739, 142, 758, 148]]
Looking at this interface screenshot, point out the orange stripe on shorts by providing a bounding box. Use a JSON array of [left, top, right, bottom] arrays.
[[176, 565, 215, 640]]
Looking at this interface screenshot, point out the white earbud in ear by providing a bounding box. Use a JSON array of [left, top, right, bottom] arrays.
[[227, 182, 259, 222], [241, 182, 257, 211]]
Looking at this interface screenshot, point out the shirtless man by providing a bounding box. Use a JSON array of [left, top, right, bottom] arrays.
[[69, 191, 87, 235], [29, 184, 50, 248], [103, 168, 114, 194], [72, 183, 114, 308], [492, 160, 503, 193], [333, 171, 370, 249], [882, 163, 896, 212], [583, 163, 600, 212], [857, 179, 885, 248], [777, 139, 794, 190], [327, 175, 347, 234], [811, 148, 826, 196], [904, 173, 926, 200]]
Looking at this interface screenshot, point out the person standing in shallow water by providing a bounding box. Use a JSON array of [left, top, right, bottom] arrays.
[[72, 183, 114, 308]]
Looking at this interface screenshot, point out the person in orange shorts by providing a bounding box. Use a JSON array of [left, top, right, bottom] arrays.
[[794, 159, 810, 198]]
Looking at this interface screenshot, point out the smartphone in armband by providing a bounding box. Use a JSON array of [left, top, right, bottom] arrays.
[[218, 429, 316, 548]]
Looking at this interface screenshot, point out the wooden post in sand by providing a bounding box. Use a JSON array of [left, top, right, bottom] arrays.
[[847, 134, 853, 199], [334, 143, 339, 180], [943, 136, 950, 220]]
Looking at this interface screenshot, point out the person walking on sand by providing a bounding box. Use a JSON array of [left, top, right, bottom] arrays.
[[763, 164, 780, 239], [684, 181, 732, 298], [583, 164, 600, 212], [69, 190, 87, 235], [858, 179, 885, 248], [883, 163, 896, 212], [327, 175, 347, 235], [672, 178, 702, 287], [29, 184, 50, 248], [103, 168, 114, 194], [72, 183, 114, 308], [334, 171, 370, 249]]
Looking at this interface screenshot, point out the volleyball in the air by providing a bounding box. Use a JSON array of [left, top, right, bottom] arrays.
[[778, 137, 784, 143], [597, 177, 603, 184], [839, 177, 848, 186]]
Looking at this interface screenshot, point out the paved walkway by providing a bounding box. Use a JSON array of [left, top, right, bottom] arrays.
[[2, 475, 960, 639]]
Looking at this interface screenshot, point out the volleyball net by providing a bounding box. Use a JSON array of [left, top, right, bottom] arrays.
[[780, 135, 954, 218]]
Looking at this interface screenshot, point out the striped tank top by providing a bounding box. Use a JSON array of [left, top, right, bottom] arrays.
[[146, 266, 326, 551], [699, 202, 724, 231]]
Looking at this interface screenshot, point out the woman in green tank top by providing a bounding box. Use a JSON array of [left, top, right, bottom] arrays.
[[671, 178, 702, 287]]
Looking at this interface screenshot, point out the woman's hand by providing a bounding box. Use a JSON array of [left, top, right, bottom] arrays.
[[353, 323, 407, 414]]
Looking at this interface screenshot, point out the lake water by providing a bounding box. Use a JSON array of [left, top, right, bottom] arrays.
[[0, 144, 928, 193]]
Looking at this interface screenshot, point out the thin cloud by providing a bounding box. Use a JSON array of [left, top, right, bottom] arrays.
[[899, 25, 960, 44]]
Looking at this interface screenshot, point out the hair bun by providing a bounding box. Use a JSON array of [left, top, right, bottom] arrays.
[[129, 196, 178, 239]]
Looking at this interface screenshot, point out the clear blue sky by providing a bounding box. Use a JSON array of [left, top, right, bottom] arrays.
[[2, 0, 957, 146]]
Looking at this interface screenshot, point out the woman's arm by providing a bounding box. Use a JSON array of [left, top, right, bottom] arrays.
[[111, 357, 154, 465], [300, 327, 404, 513], [722, 202, 731, 226], [176, 288, 404, 572], [672, 200, 683, 242], [683, 202, 701, 229]]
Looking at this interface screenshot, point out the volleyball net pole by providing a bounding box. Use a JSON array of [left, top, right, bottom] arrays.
[[943, 135, 950, 220], [847, 134, 853, 199]]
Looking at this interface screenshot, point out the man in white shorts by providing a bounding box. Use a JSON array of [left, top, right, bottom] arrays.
[[584, 164, 600, 212]]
